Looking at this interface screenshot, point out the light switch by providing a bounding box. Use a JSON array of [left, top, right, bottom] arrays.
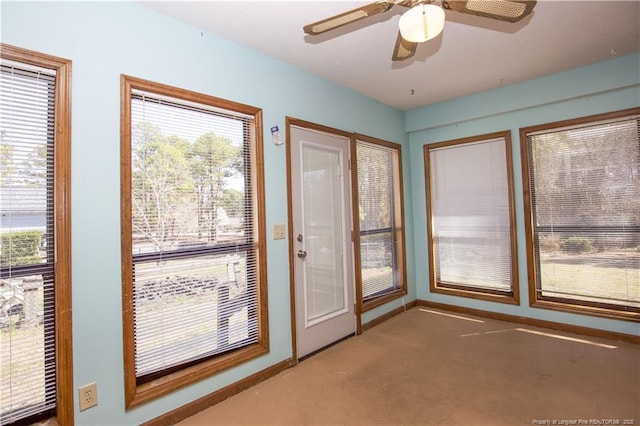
[[273, 224, 286, 240]]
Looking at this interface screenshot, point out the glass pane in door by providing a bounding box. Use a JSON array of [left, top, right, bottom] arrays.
[[302, 144, 346, 325]]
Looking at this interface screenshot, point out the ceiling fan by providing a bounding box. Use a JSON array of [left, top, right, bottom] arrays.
[[303, 0, 536, 61]]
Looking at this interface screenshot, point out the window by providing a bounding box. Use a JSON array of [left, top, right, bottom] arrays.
[[521, 108, 640, 321], [120, 75, 268, 408], [424, 132, 519, 304], [352, 135, 407, 311], [0, 44, 72, 425]]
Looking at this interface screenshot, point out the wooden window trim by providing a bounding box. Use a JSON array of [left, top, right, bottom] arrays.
[[120, 75, 269, 409], [351, 134, 408, 314], [424, 131, 520, 305], [520, 107, 640, 322], [0, 43, 73, 426]]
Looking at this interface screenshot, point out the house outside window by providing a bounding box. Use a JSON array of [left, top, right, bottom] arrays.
[[0, 44, 72, 426]]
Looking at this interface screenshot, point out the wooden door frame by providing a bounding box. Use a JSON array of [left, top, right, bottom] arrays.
[[285, 117, 362, 363]]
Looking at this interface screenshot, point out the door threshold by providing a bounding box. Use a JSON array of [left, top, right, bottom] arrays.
[[298, 332, 356, 362]]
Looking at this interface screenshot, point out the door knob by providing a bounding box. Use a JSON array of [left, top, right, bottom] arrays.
[[297, 250, 307, 259]]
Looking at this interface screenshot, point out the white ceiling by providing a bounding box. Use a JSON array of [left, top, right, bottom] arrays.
[[140, 1, 640, 111]]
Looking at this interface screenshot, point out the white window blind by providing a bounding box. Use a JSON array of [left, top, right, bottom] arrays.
[[526, 114, 640, 310], [0, 62, 57, 424], [355, 140, 404, 300], [427, 136, 515, 293], [129, 91, 259, 381]]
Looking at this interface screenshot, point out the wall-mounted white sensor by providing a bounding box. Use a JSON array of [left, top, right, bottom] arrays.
[[271, 125, 283, 146]]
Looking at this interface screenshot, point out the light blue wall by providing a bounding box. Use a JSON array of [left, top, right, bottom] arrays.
[[1, 2, 409, 424], [406, 53, 640, 337], [2, 1, 639, 424]]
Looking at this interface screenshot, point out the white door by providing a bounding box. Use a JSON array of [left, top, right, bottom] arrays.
[[290, 125, 355, 359]]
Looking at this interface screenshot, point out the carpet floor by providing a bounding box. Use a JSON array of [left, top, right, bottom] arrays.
[[178, 307, 640, 426]]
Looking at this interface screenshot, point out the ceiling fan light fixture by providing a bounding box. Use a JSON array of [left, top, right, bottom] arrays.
[[399, 4, 445, 43]]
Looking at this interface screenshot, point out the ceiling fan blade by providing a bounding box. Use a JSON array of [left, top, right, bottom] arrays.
[[392, 31, 417, 61], [303, 1, 397, 35], [442, 0, 536, 23]]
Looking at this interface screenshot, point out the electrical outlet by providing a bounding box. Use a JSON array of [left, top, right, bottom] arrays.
[[273, 224, 285, 240], [78, 382, 98, 411]]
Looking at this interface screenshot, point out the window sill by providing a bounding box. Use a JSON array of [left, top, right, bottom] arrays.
[[531, 298, 640, 323], [126, 342, 269, 410], [431, 284, 519, 305], [362, 288, 407, 313]]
